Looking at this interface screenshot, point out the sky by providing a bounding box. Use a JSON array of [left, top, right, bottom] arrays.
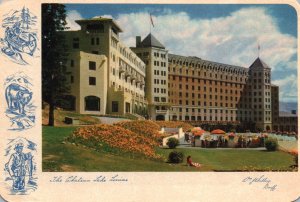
[[65, 4, 298, 103]]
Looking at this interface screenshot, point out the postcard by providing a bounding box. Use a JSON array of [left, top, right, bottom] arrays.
[[0, 0, 299, 201]]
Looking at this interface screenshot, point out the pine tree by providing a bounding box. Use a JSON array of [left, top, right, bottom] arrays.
[[42, 4, 69, 126]]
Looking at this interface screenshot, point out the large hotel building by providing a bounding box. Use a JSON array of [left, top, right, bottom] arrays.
[[62, 17, 297, 132]]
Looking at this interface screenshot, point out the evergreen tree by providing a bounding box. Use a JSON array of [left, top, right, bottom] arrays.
[[42, 4, 69, 126]]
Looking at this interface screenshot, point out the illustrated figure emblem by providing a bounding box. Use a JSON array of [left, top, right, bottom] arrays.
[[4, 138, 37, 194], [4, 72, 35, 130], [0, 7, 38, 65]]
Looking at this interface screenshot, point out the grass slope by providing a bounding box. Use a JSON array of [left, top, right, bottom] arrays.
[[43, 126, 295, 172]]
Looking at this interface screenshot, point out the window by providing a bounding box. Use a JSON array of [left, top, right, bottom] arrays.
[[73, 38, 79, 49], [85, 96, 100, 111], [89, 77, 96, 85], [89, 61, 96, 70], [112, 101, 119, 112], [70, 60, 74, 67], [91, 38, 95, 45], [70, 75, 74, 83], [96, 37, 100, 45], [86, 24, 104, 33]]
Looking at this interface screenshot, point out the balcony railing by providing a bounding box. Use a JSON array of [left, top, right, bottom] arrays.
[[111, 31, 119, 40], [125, 70, 131, 77], [119, 65, 125, 73]]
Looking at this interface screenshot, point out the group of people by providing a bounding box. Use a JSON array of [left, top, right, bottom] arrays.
[[238, 137, 253, 148], [184, 133, 194, 143]]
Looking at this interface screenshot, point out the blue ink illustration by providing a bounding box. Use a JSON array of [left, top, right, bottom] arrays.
[[0, 7, 38, 65], [5, 72, 35, 131], [4, 137, 37, 194]]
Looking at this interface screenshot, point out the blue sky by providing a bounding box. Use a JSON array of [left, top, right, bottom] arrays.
[[65, 4, 298, 103], [66, 4, 297, 37]]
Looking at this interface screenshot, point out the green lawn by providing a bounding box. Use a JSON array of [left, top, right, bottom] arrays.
[[43, 126, 296, 172]]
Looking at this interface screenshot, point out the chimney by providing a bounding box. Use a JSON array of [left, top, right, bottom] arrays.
[[136, 36, 141, 47]]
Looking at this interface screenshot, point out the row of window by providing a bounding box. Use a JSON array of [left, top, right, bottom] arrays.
[[170, 89, 241, 96], [253, 79, 270, 84], [170, 68, 247, 82], [91, 37, 100, 45], [174, 93, 241, 101], [154, 88, 167, 94], [154, 79, 167, 85], [252, 71, 271, 77], [170, 100, 258, 109], [171, 77, 245, 88], [154, 52, 166, 58], [154, 70, 167, 76], [154, 61, 167, 67], [170, 115, 243, 122], [171, 108, 253, 114], [169, 61, 248, 76], [154, 97, 167, 102], [174, 100, 238, 108]]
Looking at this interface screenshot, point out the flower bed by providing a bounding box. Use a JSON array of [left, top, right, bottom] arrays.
[[67, 124, 161, 159], [114, 120, 164, 141]]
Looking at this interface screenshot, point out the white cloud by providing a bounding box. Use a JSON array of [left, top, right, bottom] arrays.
[[66, 10, 82, 31], [65, 7, 297, 102], [113, 7, 297, 102], [115, 8, 296, 69], [273, 74, 298, 102]]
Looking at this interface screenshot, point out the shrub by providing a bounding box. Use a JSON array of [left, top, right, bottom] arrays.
[[168, 151, 184, 163], [167, 138, 179, 149], [265, 138, 278, 151]]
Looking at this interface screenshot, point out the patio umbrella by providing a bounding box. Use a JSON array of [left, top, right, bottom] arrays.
[[191, 127, 202, 132], [193, 129, 205, 136], [211, 129, 226, 135]]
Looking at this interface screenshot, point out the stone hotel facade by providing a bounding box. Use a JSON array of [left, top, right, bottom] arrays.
[[63, 17, 147, 118], [61, 17, 297, 132]]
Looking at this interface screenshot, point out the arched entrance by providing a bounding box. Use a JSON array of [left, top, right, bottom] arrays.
[[156, 115, 165, 121], [85, 96, 100, 111], [266, 125, 271, 131]]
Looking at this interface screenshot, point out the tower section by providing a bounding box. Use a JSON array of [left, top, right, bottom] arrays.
[[248, 57, 272, 131], [132, 34, 169, 120]]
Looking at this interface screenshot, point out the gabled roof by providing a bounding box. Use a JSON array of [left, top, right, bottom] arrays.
[[140, 33, 165, 49], [249, 57, 270, 69]]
